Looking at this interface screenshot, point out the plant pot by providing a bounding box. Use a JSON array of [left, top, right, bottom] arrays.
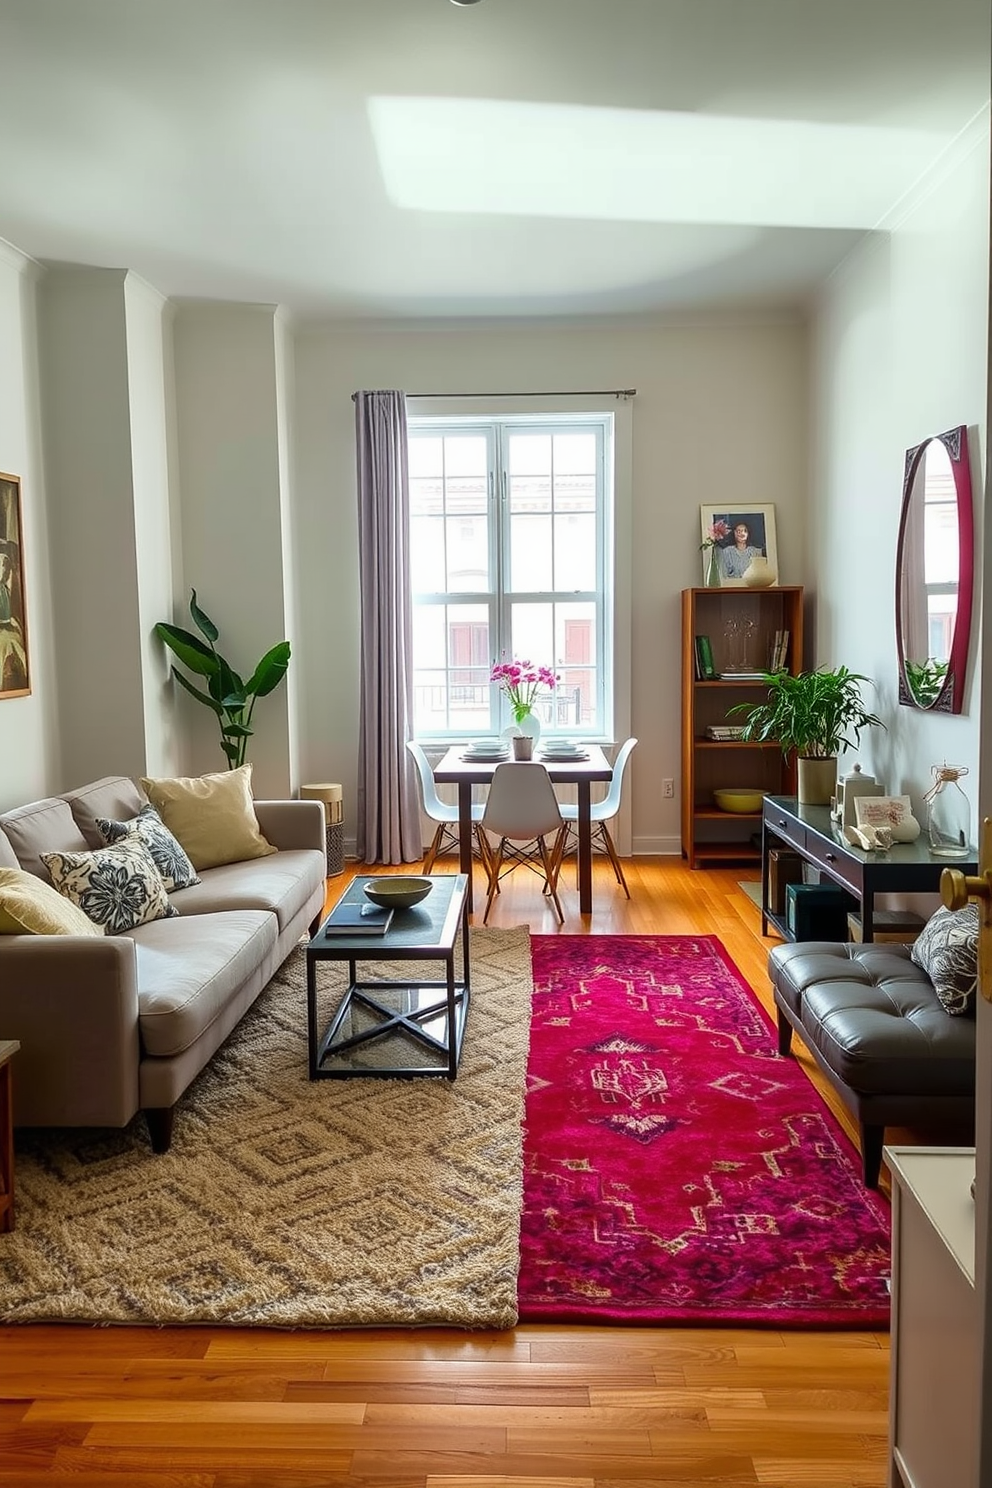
[[512, 734, 534, 761], [797, 756, 837, 807]]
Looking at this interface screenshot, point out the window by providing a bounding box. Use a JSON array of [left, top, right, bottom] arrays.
[[408, 414, 613, 739]]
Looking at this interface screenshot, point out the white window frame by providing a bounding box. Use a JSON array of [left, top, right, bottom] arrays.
[[407, 410, 616, 743]]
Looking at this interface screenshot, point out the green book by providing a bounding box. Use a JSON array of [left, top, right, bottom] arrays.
[[694, 634, 718, 680]]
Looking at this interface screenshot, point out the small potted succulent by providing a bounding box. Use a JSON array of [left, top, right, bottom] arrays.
[[730, 665, 885, 805]]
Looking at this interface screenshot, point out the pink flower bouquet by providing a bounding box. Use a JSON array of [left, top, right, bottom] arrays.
[[490, 658, 559, 725]]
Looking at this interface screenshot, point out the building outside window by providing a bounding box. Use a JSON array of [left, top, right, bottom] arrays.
[[407, 414, 614, 740]]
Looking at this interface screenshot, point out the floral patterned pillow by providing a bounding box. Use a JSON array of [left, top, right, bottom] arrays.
[[41, 836, 178, 935], [911, 902, 979, 1015], [96, 803, 200, 892]]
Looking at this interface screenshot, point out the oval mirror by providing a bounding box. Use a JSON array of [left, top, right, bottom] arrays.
[[895, 425, 974, 713]]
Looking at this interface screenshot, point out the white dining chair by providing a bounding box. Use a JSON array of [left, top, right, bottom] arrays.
[[477, 762, 569, 924], [406, 740, 486, 874], [558, 737, 637, 898]]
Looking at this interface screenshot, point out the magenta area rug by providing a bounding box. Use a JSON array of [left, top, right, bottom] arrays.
[[517, 935, 891, 1327]]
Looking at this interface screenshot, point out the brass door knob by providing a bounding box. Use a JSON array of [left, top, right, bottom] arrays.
[[940, 867, 991, 914]]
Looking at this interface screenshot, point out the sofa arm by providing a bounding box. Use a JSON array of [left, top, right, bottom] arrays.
[[0, 935, 141, 1128], [254, 799, 326, 854]]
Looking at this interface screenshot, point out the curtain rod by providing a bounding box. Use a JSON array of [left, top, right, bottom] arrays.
[[352, 388, 637, 401]]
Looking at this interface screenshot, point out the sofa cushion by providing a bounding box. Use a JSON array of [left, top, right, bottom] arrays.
[[0, 866, 104, 936], [97, 803, 201, 892], [62, 776, 148, 849], [0, 830, 18, 870], [168, 848, 324, 932], [911, 902, 979, 1015], [140, 765, 276, 871], [130, 909, 277, 1056], [0, 797, 90, 880], [42, 837, 179, 935]]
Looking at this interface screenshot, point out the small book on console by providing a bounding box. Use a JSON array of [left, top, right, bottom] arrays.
[[323, 903, 394, 936]]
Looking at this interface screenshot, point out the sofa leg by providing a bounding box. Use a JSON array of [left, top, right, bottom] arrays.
[[776, 1008, 794, 1057], [145, 1107, 175, 1153], [860, 1122, 884, 1189]]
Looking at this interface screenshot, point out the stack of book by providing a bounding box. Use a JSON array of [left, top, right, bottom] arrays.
[[705, 724, 746, 741], [768, 629, 790, 672], [720, 669, 767, 682]]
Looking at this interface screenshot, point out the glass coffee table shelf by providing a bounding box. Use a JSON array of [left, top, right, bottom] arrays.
[[305, 873, 470, 1080]]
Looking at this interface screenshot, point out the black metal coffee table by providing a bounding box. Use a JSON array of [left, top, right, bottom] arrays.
[[306, 874, 470, 1080]]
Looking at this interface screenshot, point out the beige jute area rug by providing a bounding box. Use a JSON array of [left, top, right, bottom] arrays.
[[0, 927, 532, 1330]]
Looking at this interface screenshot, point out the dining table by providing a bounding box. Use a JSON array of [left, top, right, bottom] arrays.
[[432, 744, 614, 915]]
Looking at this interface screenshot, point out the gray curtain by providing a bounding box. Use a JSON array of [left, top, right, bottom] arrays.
[[354, 390, 421, 864]]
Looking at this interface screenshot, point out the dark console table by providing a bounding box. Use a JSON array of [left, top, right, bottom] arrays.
[[761, 795, 977, 942]]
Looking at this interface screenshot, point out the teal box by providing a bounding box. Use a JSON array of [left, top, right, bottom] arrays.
[[786, 882, 858, 940]]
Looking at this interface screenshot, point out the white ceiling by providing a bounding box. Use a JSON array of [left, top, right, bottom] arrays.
[[0, 0, 988, 321]]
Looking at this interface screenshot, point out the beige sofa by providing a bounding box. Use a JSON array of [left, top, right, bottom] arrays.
[[0, 775, 326, 1151]]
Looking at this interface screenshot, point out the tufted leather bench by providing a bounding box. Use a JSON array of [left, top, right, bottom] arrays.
[[767, 941, 976, 1188]]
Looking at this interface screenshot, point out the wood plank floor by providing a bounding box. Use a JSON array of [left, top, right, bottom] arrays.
[[0, 855, 907, 1486]]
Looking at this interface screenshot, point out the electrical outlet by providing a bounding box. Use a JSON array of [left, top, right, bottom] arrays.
[[662, 777, 674, 799]]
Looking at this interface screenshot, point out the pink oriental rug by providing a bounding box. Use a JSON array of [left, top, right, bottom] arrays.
[[517, 935, 891, 1326]]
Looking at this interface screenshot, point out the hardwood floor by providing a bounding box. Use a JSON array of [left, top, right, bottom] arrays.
[[0, 856, 896, 1485]]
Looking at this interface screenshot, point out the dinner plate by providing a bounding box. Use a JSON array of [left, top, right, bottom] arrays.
[[541, 749, 590, 762]]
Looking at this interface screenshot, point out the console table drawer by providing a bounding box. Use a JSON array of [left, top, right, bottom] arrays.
[[765, 806, 806, 852], [807, 838, 862, 896]]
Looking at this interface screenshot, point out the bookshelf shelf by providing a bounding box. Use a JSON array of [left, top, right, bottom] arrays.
[[681, 586, 804, 869]]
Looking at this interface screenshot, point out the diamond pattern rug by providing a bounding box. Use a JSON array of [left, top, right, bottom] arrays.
[[1, 927, 532, 1328], [517, 935, 892, 1326]]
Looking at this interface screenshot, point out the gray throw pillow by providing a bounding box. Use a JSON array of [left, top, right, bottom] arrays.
[[911, 902, 979, 1015], [96, 803, 200, 892]]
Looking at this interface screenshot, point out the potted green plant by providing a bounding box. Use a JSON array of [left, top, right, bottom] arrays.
[[730, 666, 885, 806], [155, 590, 291, 769]]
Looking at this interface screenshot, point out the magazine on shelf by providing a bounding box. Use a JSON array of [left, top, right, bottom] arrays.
[[323, 903, 395, 937]]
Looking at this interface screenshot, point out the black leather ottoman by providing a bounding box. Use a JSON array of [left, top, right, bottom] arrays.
[[767, 941, 975, 1187]]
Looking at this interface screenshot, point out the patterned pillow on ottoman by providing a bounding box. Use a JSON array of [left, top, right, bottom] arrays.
[[41, 837, 178, 935], [96, 803, 200, 892], [911, 902, 980, 1015]]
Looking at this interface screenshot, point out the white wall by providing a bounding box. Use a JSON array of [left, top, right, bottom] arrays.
[[293, 315, 810, 854], [810, 116, 989, 817], [0, 240, 59, 809], [813, 111, 991, 1486]]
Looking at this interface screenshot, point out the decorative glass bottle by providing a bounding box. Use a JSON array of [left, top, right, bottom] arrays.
[[923, 763, 971, 858], [705, 545, 722, 588]]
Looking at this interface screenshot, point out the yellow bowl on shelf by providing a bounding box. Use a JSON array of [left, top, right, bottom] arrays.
[[713, 788, 764, 814]]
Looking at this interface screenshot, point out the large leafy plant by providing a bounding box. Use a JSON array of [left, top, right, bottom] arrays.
[[155, 590, 290, 769], [730, 665, 885, 759]]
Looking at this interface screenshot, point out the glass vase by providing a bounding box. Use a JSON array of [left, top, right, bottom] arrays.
[[705, 545, 721, 587], [924, 763, 971, 858]]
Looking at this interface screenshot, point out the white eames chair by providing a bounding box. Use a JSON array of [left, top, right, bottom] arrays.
[[559, 737, 637, 898], [406, 740, 486, 874], [477, 761, 569, 924]]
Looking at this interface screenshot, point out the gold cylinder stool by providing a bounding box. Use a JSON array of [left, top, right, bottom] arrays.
[[300, 783, 345, 876]]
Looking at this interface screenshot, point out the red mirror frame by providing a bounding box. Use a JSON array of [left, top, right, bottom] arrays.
[[895, 424, 974, 713]]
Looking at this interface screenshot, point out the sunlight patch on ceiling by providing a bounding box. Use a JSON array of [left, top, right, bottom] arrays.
[[368, 96, 951, 231]]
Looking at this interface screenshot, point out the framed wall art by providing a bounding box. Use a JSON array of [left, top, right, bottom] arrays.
[[700, 503, 779, 588], [0, 472, 30, 699]]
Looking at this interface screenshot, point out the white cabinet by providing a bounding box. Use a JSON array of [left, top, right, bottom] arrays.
[[885, 1146, 978, 1488]]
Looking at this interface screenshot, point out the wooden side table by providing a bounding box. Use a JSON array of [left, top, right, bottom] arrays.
[[0, 1039, 19, 1233]]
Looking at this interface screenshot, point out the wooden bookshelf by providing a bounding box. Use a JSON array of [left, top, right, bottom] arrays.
[[681, 586, 804, 868]]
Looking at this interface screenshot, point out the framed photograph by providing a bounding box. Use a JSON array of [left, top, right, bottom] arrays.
[[700, 503, 779, 587], [0, 473, 30, 699]]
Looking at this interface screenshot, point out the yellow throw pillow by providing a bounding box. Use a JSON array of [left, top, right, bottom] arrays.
[[140, 764, 276, 871], [0, 867, 103, 936]]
